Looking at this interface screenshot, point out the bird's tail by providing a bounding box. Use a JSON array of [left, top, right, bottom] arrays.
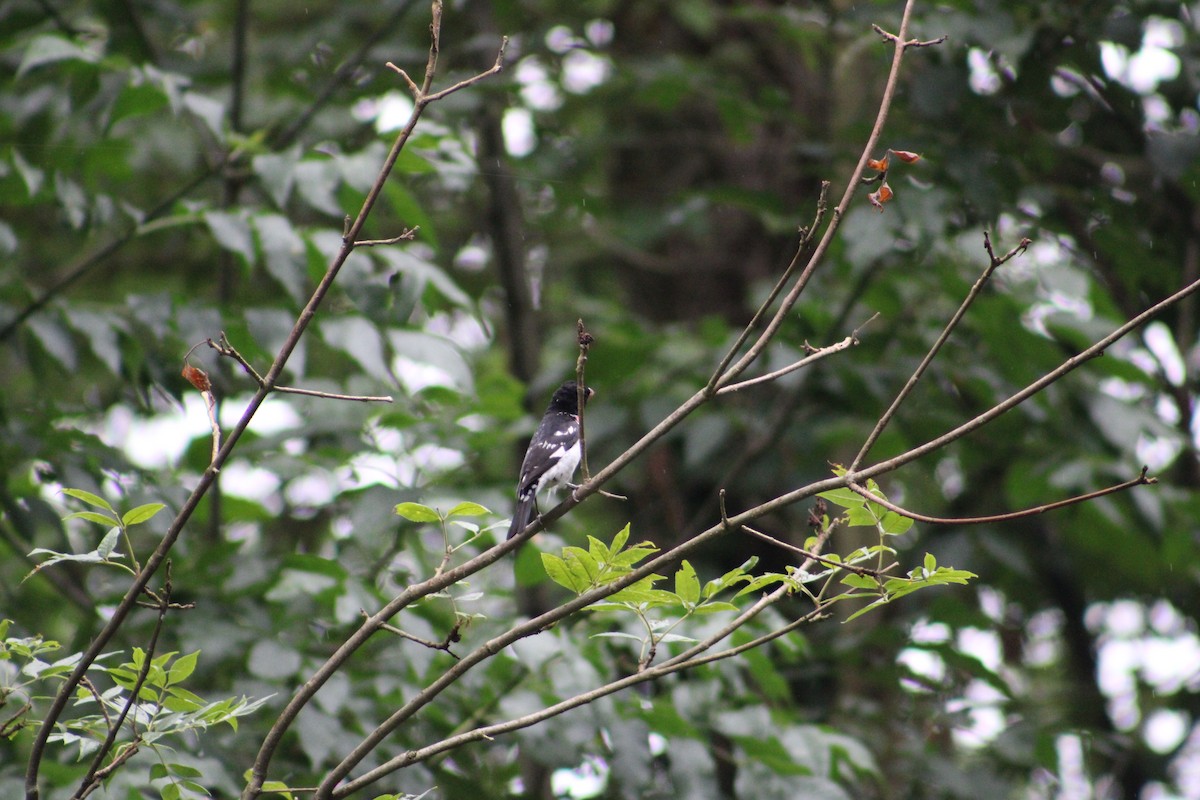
[[506, 494, 537, 540]]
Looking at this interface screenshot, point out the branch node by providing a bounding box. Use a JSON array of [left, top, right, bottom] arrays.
[[354, 227, 420, 248]]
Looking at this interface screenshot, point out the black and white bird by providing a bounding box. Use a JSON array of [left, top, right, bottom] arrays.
[[506, 381, 594, 540]]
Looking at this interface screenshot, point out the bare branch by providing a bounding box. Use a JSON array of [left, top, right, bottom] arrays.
[[847, 467, 1156, 526], [352, 227, 420, 247], [716, 333, 860, 396], [711, 1, 925, 391], [848, 232, 1028, 472], [871, 23, 948, 49], [741, 525, 895, 578], [332, 587, 826, 796], [369, 612, 462, 660], [207, 334, 393, 403]]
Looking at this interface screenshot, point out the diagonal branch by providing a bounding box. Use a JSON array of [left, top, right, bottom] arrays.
[[848, 232, 1029, 471], [25, 8, 506, 800], [710, 0, 935, 391]]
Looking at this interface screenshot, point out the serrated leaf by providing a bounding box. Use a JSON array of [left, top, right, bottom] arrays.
[[732, 573, 789, 598], [844, 597, 891, 623], [109, 80, 169, 129], [122, 503, 166, 526], [840, 573, 879, 590], [587, 535, 611, 563], [675, 560, 701, 605], [542, 553, 587, 593], [447, 501, 489, 518], [62, 489, 115, 513], [394, 502, 441, 523], [846, 505, 882, 527]]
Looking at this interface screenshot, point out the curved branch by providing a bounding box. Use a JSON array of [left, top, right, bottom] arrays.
[[846, 467, 1155, 526]]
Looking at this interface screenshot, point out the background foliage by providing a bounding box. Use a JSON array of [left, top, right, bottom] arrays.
[[3, 1, 1200, 799]]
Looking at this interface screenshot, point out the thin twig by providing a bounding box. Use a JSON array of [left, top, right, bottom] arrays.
[[273, 386, 394, 403], [715, 333, 859, 396], [334, 594, 828, 795], [707, 181, 830, 391], [847, 233, 1029, 472], [369, 612, 462, 660], [207, 334, 394, 403], [741, 525, 894, 577], [351, 227, 420, 247], [238, 12, 507, 798], [871, 24, 948, 48], [312, 262, 1196, 792], [846, 467, 1155, 525], [26, 9, 496, 799], [710, 3, 930, 391], [575, 319, 594, 480], [74, 571, 173, 799]]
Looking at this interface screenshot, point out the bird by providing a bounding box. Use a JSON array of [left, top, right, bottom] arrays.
[[506, 381, 594, 540]]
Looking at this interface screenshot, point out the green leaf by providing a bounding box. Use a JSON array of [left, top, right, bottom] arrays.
[[840, 573, 878, 590], [693, 601, 739, 614], [817, 487, 864, 510], [17, 34, 99, 77], [167, 651, 199, 685], [675, 560, 701, 606], [394, 502, 442, 523], [447, 501, 489, 518], [62, 489, 115, 513], [542, 553, 585, 593], [923, 552, 937, 574], [122, 503, 166, 527], [64, 511, 120, 528], [160, 782, 181, 800], [881, 511, 914, 535], [611, 544, 659, 569], [587, 535, 612, 563], [610, 524, 631, 553], [252, 148, 300, 208], [109, 80, 169, 129]]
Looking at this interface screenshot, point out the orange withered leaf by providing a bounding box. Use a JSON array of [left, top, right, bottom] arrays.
[[182, 364, 211, 392], [867, 156, 890, 172], [891, 150, 921, 163], [867, 182, 894, 212]]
